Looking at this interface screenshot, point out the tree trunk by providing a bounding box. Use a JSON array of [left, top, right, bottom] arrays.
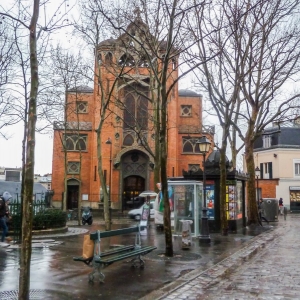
[[244, 129, 259, 225], [19, 1, 40, 298], [219, 135, 228, 235], [97, 130, 111, 230]]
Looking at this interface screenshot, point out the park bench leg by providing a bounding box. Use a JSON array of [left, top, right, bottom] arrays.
[[88, 263, 105, 283], [130, 255, 145, 269]]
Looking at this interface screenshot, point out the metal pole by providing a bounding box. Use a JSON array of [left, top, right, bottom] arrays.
[[203, 153, 206, 207], [256, 175, 259, 204], [199, 152, 211, 244], [109, 142, 112, 221]]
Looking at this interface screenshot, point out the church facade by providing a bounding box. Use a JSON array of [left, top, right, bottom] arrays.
[[51, 17, 214, 210]]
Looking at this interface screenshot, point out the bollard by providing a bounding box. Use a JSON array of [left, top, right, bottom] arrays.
[[283, 206, 287, 221]]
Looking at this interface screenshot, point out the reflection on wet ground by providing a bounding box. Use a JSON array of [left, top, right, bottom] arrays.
[[0, 221, 274, 299]]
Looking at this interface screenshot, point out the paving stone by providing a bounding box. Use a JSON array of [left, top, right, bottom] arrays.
[[154, 216, 300, 300]]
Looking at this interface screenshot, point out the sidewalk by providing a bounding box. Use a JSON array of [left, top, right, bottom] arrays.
[[141, 214, 296, 300], [0, 215, 285, 300]]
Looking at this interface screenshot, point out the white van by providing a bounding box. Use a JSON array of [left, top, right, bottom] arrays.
[[128, 200, 155, 221]]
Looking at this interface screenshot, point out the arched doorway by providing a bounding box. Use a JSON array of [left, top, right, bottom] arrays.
[[67, 178, 80, 209], [123, 175, 145, 208], [121, 151, 149, 209]]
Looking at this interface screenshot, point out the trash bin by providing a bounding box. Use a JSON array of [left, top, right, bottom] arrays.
[[263, 198, 279, 222], [179, 220, 193, 249]]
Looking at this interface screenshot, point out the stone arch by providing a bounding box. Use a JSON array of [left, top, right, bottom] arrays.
[[114, 145, 154, 169]]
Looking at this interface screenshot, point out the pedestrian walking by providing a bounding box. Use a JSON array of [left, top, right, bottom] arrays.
[[279, 197, 284, 215], [258, 198, 269, 225], [0, 191, 12, 242]]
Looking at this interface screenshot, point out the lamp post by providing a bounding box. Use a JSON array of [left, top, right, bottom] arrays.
[[105, 138, 112, 220], [255, 166, 260, 204], [196, 136, 211, 244]]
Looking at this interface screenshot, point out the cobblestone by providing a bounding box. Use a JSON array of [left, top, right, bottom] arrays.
[[155, 215, 300, 300]]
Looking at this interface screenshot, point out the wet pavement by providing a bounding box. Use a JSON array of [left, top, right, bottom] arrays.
[[0, 215, 287, 300], [150, 214, 298, 300]]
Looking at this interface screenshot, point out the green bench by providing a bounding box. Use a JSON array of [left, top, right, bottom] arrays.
[[73, 225, 156, 282]]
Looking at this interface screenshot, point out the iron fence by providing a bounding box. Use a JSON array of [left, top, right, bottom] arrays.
[[7, 194, 49, 243]]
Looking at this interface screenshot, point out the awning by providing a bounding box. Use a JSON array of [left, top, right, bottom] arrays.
[[289, 186, 300, 190]]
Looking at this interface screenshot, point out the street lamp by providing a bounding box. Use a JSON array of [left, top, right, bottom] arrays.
[[255, 166, 260, 204], [196, 136, 211, 244], [105, 138, 112, 219]]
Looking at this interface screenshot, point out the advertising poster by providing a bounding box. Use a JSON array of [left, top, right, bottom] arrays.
[[206, 184, 215, 220], [226, 181, 236, 220]]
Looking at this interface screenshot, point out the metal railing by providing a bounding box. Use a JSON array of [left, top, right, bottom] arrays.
[[7, 194, 49, 243]]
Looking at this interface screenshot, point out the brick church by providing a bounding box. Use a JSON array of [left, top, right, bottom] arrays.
[[51, 16, 214, 210]]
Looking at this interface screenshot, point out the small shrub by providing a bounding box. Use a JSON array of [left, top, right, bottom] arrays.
[[33, 209, 67, 230]]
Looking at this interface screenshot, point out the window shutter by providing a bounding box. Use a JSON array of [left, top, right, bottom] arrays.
[[260, 163, 263, 179], [268, 162, 273, 179]]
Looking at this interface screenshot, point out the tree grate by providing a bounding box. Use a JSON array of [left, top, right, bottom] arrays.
[[0, 289, 46, 300]]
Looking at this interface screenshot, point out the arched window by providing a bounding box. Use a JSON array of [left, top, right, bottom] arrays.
[[123, 93, 135, 129], [138, 56, 149, 67], [183, 140, 193, 152], [123, 84, 148, 131], [123, 134, 134, 146], [118, 54, 135, 66], [105, 52, 113, 65], [64, 134, 87, 151], [182, 137, 201, 153]]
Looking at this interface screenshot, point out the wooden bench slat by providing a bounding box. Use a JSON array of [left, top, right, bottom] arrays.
[[94, 246, 157, 265], [75, 224, 156, 282], [100, 245, 135, 257], [90, 226, 139, 240]]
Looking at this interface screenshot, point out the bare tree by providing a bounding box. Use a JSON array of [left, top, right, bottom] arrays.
[[0, 0, 74, 297], [46, 45, 90, 224], [190, 0, 300, 227], [87, 0, 215, 255], [0, 17, 20, 137]]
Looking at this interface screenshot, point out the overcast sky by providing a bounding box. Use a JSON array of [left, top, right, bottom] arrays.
[[0, 123, 53, 175], [0, 0, 236, 175]]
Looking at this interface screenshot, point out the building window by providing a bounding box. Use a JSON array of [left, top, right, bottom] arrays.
[[105, 52, 113, 65], [64, 134, 87, 151], [295, 162, 300, 176], [123, 133, 134, 146], [181, 105, 192, 117], [76, 101, 88, 113], [123, 84, 148, 131], [260, 162, 273, 179], [263, 135, 271, 148], [67, 162, 80, 174], [118, 54, 135, 66], [182, 137, 201, 153]]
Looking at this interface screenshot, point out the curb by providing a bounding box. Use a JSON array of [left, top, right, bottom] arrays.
[[140, 226, 278, 300]]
